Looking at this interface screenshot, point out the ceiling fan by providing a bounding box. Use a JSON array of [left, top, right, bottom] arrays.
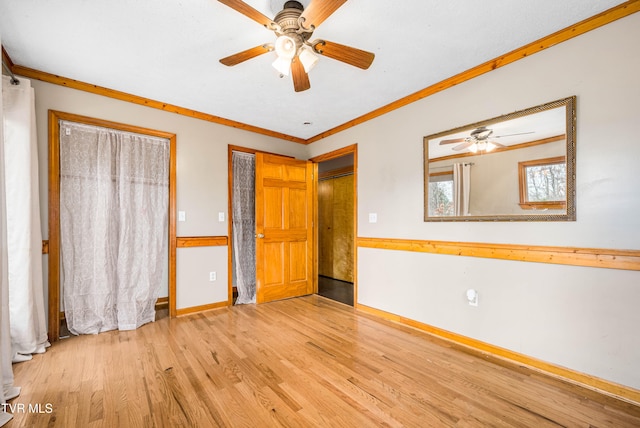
[[218, 0, 375, 92], [439, 126, 534, 153]]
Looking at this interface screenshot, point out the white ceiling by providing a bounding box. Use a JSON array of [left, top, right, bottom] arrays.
[[0, 0, 626, 140]]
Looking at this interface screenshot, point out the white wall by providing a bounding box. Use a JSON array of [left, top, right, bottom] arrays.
[[307, 13, 640, 389], [30, 80, 306, 309], [177, 246, 228, 309]]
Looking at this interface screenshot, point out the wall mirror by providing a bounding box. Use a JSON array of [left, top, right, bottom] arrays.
[[424, 96, 576, 222]]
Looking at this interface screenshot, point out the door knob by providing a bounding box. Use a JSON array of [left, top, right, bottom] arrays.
[[256, 233, 265, 239]]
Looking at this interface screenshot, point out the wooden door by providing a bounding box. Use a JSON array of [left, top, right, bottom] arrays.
[[318, 174, 354, 282], [255, 153, 314, 303]]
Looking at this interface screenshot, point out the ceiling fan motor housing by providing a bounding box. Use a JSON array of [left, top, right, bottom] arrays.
[[274, 0, 312, 49], [275, 2, 303, 30], [471, 126, 493, 140]]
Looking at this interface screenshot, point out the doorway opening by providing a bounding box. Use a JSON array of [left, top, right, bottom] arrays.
[[47, 111, 176, 341], [228, 146, 313, 305], [229, 148, 256, 305], [312, 145, 357, 306]]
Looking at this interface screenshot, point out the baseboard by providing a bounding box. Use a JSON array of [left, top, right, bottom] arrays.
[[175, 301, 228, 316], [155, 296, 169, 310], [356, 303, 640, 406]]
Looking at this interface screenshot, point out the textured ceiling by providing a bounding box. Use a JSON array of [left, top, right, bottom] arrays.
[[0, 0, 627, 140]]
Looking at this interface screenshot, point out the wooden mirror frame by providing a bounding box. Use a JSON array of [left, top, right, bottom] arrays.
[[423, 96, 576, 222]]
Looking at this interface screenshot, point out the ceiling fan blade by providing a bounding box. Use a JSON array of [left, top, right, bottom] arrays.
[[313, 40, 375, 70], [439, 138, 466, 145], [300, 0, 347, 29], [218, 0, 276, 28], [494, 131, 535, 139], [453, 141, 475, 151], [220, 44, 273, 66], [291, 57, 311, 92]]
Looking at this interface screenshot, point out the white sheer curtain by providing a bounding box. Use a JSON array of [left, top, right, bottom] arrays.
[[2, 74, 49, 362], [59, 121, 169, 334], [2, 70, 46, 424], [232, 151, 256, 304], [453, 162, 471, 216], [0, 73, 17, 427]]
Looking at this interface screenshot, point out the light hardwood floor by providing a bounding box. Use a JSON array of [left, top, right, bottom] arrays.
[[8, 295, 640, 427]]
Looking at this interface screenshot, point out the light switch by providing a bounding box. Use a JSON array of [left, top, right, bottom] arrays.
[[466, 289, 479, 307], [369, 213, 377, 223], [218, 212, 225, 222], [178, 211, 186, 222]]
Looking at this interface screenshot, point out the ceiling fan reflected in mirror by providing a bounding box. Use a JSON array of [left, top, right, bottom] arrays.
[[218, 0, 375, 92], [439, 126, 534, 153]]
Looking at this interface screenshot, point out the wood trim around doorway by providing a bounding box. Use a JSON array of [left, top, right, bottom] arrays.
[[47, 110, 177, 341]]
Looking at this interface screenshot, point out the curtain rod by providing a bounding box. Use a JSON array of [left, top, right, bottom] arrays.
[[1, 59, 20, 85]]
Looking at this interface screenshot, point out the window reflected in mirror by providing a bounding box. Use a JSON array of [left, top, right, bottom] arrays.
[[518, 156, 566, 210], [428, 172, 454, 217], [424, 96, 576, 222]]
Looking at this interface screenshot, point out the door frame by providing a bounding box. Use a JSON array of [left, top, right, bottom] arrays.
[[47, 110, 177, 341], [310, 144, 358, 306]]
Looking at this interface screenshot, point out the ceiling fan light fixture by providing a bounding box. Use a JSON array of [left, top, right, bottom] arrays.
[[217, 0, 375, 92], [274, 35, 297, 59], [468, 141, 496, 153], [299, 45, 319, 73], [272, 56, 292, 76]]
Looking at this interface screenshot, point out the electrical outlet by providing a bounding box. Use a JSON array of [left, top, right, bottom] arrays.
[[209, 271, 216, 282]]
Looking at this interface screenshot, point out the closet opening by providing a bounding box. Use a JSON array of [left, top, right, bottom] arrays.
[[314, 148, 356, 306], [48, 111, 176, 341]]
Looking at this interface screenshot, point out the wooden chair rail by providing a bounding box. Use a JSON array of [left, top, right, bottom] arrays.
[[358, 237, 640, 271]]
